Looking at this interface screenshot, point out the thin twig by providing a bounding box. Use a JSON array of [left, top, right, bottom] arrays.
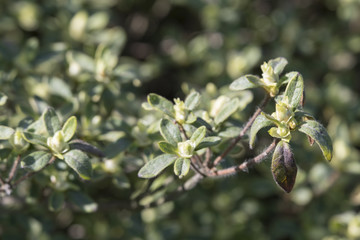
[[209, 139, 278, 177], [12, 156, 56, 188], [212, 94, 270, 167], [7, 155, 21, 182], [0, 175, 5, 185], [203, 148, 212, 168]]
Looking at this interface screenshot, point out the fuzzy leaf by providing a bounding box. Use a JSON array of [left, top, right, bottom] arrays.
[[298, 120, 333, 161], [214, 98, 240, 125], [43, 107, 61, 136], [147, 93, 175, 118], [230, 75, 262, 91], [174, 158, 190, 178], [271, 141, 297, 193], [0, 126, 15, 140], [158, 141, 178, 154], [196, 136, 221, 150], [269, 57, 288, 75], [190, 126, 206, 147], [159, 118, 182, 146], [21, 151, 52, 171], [184, 91, 200, 110], [48, 191, 65, 212], [22, 131, 48, 147], [64, 150, 92, 180], [62, 116, 77, 142], [68, 191, 98, 213], [284, 72, 304, 109], [138, 154, 178, 178], [249, 114, 275, 149]]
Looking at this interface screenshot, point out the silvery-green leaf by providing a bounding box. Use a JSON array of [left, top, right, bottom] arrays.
[[214, 98, 240, 125], [249, 114, 275, 149], [147, 93, 175, 118], [284, 72, 304, 109], [268, 57, 288, 76], [138, 154, 177, 178], [196, 136, 221, 150], [22, 131, 48, 147], [184, 91, 200, 110], [230, 75, 262, 91], [43, 107, 61, 136], [64, 150, 92, 180], [68, 191, 98, 213], [272, 140, 297, 193], [62, 116, 77, 142], [298, 120, 333, 161], [48, 191, 65, 212], [0, 126, 15, 140], [159, 118, 182, 146], [174, 158, 190, 178], [21, 151, 52, 171], [158, 141, 178, 154], [190, 126, 206, 147], [0, 92, 7, 106]]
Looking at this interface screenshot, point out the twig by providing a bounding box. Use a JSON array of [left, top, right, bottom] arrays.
[[0, 175, 5, 185], [12, 156, 56, 188], [212, 94, 270, 167], [203, 148, 212, 168], [209, 139, 277, 177], [7, 155, 21, 182]]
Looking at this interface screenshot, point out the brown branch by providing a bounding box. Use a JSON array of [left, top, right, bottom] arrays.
[[12, 156, 56, 188], [7, 155, 21, 182], [212, 94, 270, 167], [209, 139, 278, 177], [0, 175, 5, 185]]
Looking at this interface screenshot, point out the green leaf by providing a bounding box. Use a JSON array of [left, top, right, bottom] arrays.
[[22, 131, 48, 147], [196, 136, 221, 150], [0, 92, 7, 106], [298, 120, 333, 161], [68, 191, 98, 213], [184, 91, 201, 110], [190, 126, 206, 147], [159, 119, 182, 146], [64, 150, 92, 180], [48, 191, 65, 212], [158, 141, 178, 154], [62, 116, 77, 142], [0, 125, 15, 140], [249, 114, 275, 149], [43, 107, 61, 136], [138, 154, 177, 178], [147, 93, 175, 118], [21, 151, 52, 171], [268, 57, 288, 76], [230, 75, 262, 91], [271, 141, 297, 193], [214, 98, 240, 125], [174, 158, 190, 178], [284, 72, 304, 109]]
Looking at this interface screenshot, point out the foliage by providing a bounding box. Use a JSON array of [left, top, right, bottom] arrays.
[[1, 0, 360, 239]]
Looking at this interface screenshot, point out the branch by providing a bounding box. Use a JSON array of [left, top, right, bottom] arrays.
[[7, 155, 21, 182], [209, 139, 277, 177], [212, 94, 270, 167], [12, 156, 56, 188]]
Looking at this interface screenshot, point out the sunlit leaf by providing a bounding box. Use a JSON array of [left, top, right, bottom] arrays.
[[268, 57, 288, 75], [214, 98, 240, 125], [190, 126, 206, 147], [174, 158, 190, 178], [230, 75, 262, 91], [0, 125, 15, 140], [271, 141, 297, 193], [159, 118, 182, 146], [196, 136, 221, 150], [64, 150, 92, 180], [43, 107, 61, 136], [249, 114, 275, 149], [22, 131, 48, 147], [284, 72, 304, 109], [138, 154, 177, 178], [62, 116, 77, 142], [147, 93, 175, 118], [184, 91, 201, 110], [0, 92, 7, 106], [298, 120, 333, 161], [158, 141, 178, 154]]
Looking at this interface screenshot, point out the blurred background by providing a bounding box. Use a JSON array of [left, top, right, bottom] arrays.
[[1, 0, 360, 239]]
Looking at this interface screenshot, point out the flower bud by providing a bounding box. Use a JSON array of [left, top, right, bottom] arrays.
[[47, 131, 69, 154], [174, 98, 186, 124], [177, 140, 195, 158], [261, 62, 278, 85], [9, 130, 29, 153], [275, 103, 292, 122], [210, 96, 229, 117], [277, 125, 290, 138]]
